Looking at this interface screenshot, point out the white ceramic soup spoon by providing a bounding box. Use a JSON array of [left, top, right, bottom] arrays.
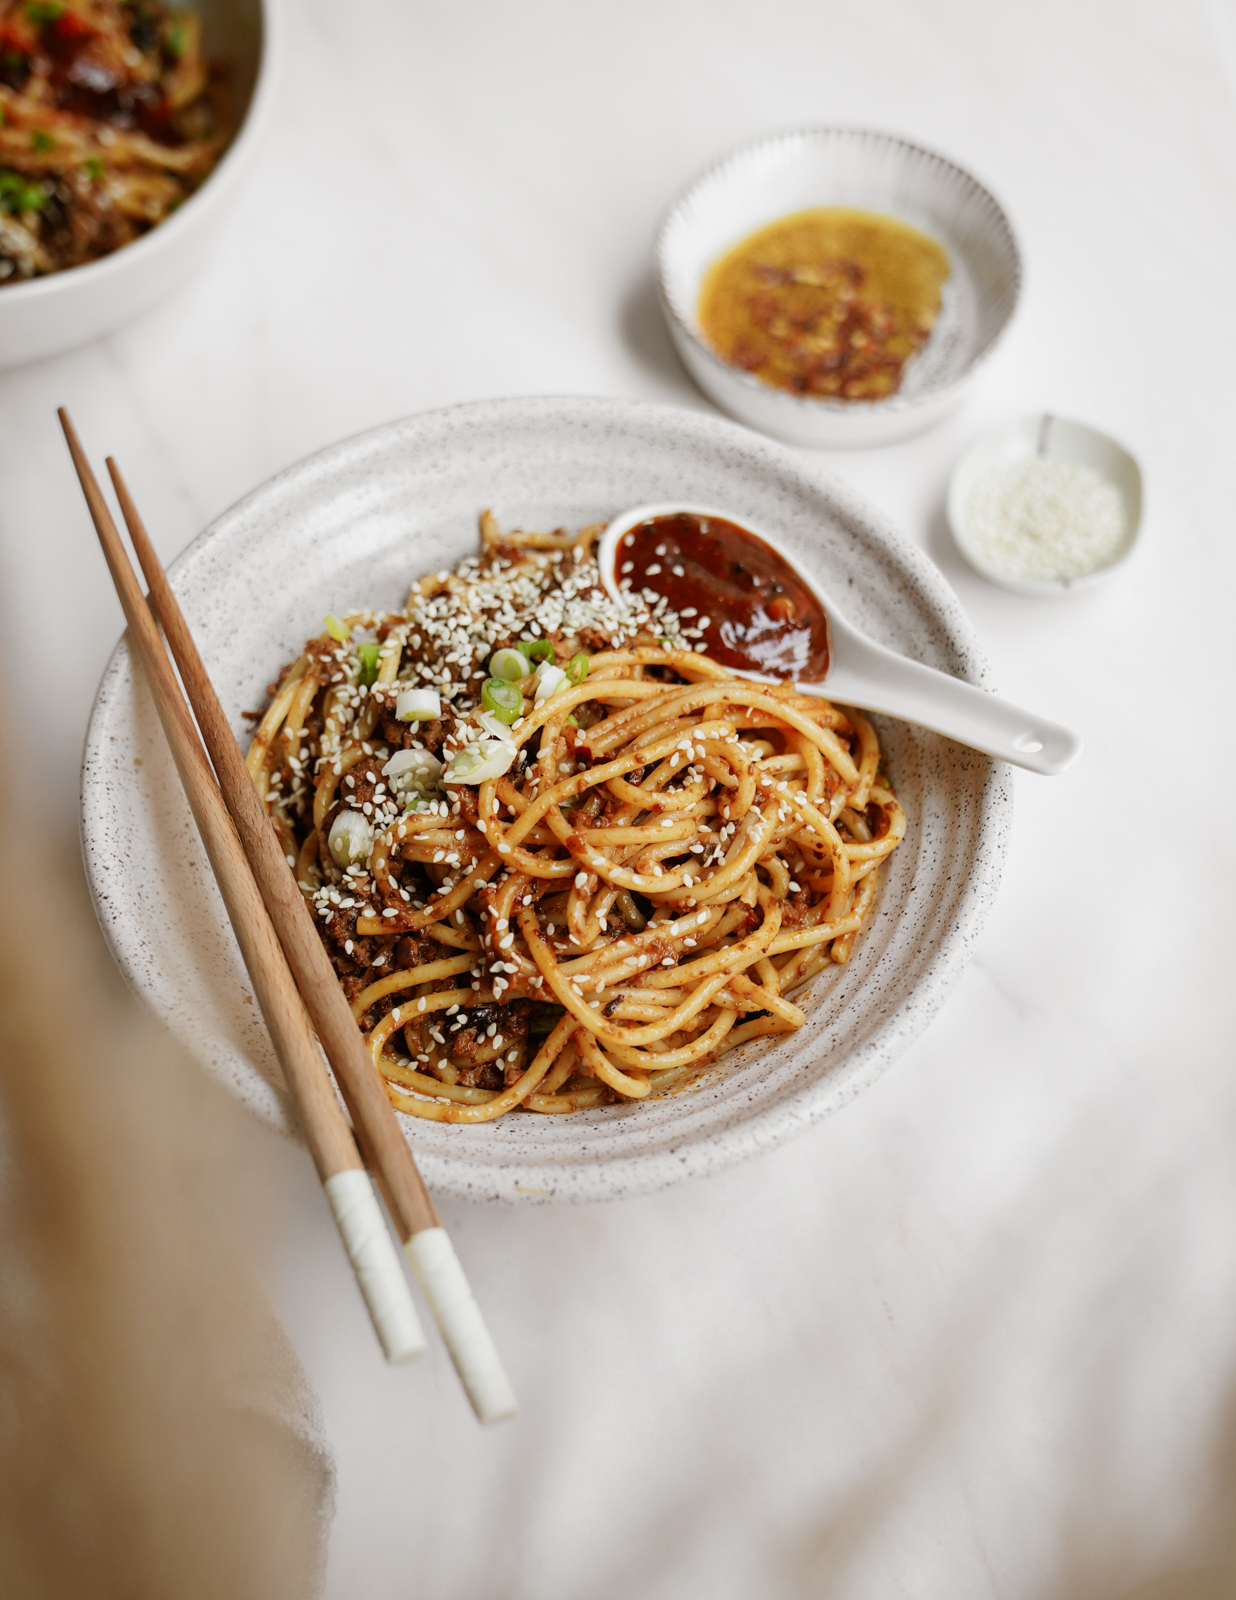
[[599, 504, 1081, 777]]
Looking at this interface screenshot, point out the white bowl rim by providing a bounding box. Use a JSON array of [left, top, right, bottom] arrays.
[[946, 410, 1145, 597], [0, 0, 279, 309], [80, 394, 1013, 1203], [654, 123, 1023, 421]]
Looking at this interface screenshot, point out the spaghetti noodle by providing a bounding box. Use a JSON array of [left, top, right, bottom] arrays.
[[246, 514, 905, 1120]]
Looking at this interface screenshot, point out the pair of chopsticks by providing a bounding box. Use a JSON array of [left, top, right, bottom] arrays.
[[60, 410, 516, 1426]]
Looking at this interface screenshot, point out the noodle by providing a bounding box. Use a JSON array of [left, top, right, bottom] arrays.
[[0, 2, 229, 285], [245, 515, 906, 1120]]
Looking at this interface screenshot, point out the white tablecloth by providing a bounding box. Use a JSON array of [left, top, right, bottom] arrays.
[[4, 2, 1235, 1594]]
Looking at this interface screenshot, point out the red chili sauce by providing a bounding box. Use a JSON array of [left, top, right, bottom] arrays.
[[617, 512, 829, 681]]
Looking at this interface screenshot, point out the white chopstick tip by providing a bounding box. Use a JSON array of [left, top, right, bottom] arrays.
[[325, 1169, 426, 1364], [406, 1227, 518, 1424]]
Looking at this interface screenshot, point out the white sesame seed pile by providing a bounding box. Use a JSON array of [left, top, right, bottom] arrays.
[[966, 458, 1127, 582], [379, 538, 702, 713]]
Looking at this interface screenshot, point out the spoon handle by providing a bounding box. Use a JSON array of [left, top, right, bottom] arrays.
[[813, 631, 1081, 776]]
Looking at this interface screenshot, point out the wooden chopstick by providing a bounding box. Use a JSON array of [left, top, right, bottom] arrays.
[[58, 410, 425, 1367], [63, 414, 517, 1424]]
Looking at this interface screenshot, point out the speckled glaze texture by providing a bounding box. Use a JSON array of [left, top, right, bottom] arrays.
[[81, 397, 1012, 1203]]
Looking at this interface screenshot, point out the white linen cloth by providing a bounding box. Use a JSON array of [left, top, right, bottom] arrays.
[[1, 0, 1234, 1594]]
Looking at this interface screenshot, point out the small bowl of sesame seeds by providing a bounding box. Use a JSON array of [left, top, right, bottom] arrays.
[[947, 413, 1143, 597]]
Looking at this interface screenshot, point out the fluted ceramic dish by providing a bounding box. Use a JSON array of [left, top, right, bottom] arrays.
[[657, 127, 1022, 448], [0, 0, 277, 371], [81, 397, 1011, 1204]]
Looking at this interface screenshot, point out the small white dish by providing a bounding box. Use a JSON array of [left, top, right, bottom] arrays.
[[0, 0, 277, 371], [947, 414, 1143, 597], [655, 126, 1021, 449]]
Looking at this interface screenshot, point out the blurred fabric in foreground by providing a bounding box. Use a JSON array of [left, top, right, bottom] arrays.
[[0, 739, 333, 1599]]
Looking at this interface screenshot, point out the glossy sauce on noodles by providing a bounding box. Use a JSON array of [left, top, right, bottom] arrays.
[[618, 512, 830, 681]]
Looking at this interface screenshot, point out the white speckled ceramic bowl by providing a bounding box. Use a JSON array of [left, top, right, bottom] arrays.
[[81, 397, 1011, 1204], [657, 127, 1022, 448]]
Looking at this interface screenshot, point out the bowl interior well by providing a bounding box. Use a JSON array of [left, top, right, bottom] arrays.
[[659, 129, 1021, 401]]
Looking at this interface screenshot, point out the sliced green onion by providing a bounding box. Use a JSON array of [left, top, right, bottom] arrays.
[[327, 809, 374, 867], [533, 662, 567, 703], [25, 2, 64, 25], [356, 642, 380, 686], [382, 748, 444, 804], [518, 638, 554, 663], [323, 613, 349, 642], [0, 171, 43, 215], [566, 652, 589, 686], [476, 710, 515, 741], [83, 157, 104, 180], [444, 738, 518, 784], [481, 677, 521, 724], [30, 129, 53, 152], [488, 647, 527, 681], [395, 687, 441, 722]]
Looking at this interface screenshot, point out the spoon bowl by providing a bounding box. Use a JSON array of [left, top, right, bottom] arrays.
[[600, 503, 1081, 776]]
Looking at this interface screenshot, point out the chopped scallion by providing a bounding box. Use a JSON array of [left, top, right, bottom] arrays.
[[533, 662, 567, 703], [0, 170, 44, 214], [327, 810, 374, 868], [481, 677, 522, 724], [356, 642, 380, 685], [445, 738, 518, 784], [395, 687, 441, 722], [487, 647, 527, 681], [517, 638, 554, 663]]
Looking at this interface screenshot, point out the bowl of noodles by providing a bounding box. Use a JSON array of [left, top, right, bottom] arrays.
[[81, 397, 1011, 1203], [0, 0, 275, 369]]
